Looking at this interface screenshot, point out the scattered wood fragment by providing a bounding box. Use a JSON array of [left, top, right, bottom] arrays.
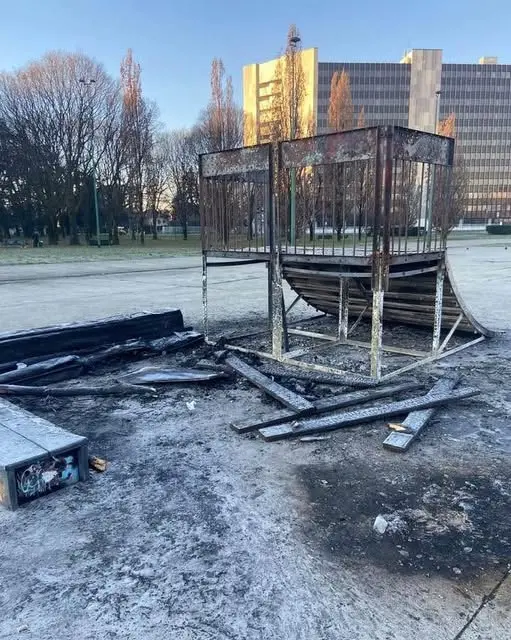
[[225, 355, 314, 412], [257, 363, 378, 388], [0, 356, 84, 386], [119, 366, 227, 385], [258, 386, 480, 442], [383, 376, 460, 452], [88, 456, 107, 472], [230, 382, 421, 434], [0, 383, 157, 397], [0, 309, 187, 365], [387, 423, 408, 432]]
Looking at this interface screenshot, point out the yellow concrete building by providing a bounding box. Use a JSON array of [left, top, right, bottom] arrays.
[[242, 47, 318, 146]]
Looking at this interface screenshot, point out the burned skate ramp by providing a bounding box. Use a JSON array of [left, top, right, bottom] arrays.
[[283, 253, 494, 337]]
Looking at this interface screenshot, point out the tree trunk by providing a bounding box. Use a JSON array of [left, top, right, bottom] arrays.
[[152, 209, 158, 240], [47, 219, 59, 245], [309, 221, 314, 241], [182, 217, 188, 240]]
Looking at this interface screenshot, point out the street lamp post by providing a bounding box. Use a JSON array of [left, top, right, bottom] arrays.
[[289, 34, 300, 246], [79, 78, 101, 248], [435, 90, 442, 133], [426, 90, 442, 250]]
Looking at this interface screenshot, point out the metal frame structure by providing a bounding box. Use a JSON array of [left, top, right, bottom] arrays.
[[200, 126, 492, 382]]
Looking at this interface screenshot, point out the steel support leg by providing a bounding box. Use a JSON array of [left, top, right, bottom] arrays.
[[202, 251, 208, 341], [338, 278, 349, 341], [432, 259, 445, 354], [370, 284, 384, 380], [270, 251, 283, 359]]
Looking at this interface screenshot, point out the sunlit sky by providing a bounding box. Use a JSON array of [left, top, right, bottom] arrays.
[[2, 0, 510, 129]]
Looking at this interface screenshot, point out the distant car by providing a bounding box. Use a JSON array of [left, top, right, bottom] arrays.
[[117, 226, 127, 235]]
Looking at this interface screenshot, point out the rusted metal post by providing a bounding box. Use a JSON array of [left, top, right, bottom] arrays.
[[202, 251, 209, 341], [269, 145, 283, 358], [370, 255, 384, 380], [432, 257, 445, 354], [338, 278, 349, 341], [370, 127, 392, 380], [270, 245, 283, 359]]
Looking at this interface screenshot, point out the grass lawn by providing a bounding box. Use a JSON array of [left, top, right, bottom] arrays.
[[0, 235, 202, 265]]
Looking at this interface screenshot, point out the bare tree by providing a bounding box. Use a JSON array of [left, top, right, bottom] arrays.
[[121, 49, 158, 244], [198, 59, 243, 152], [146, 134, 171, 240], [0, 52, 120, 244], [164, 129, 202, 240], [268, 24, 309, 142], [432, 113, 468, 241], [328, 70, 353, 132]]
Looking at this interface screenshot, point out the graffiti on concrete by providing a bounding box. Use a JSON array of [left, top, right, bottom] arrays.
[[16, 453, 79, 504]]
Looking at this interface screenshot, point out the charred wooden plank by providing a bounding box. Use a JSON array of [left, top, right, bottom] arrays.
[[231, 382, 420, 433], [225, 355, 314, 412], [259, 386, 479, 441], [382, 376, 459, 451], [257, 363, 378, 388], [0, 309, 186, 365]]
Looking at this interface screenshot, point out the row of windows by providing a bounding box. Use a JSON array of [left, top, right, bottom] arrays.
[[442, 103, 511, 112], [442, 89, 511, 102], [442, 69, 511, 79], [319, 62, 408, 73], [451, 118, 511, 127], [441, 96, 511, 105], [316, 118, 407, 129], [459, 134, 511, 142], [318, 74, 410, 86], [318, 104, 408, 116], [459, 149, 511, 158], [317, 88, 409, 100]]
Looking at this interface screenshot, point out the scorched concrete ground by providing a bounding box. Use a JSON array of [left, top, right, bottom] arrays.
[[0, 237, 510, 639]]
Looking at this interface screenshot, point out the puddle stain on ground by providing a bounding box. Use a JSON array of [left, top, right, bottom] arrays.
[[299, 460, 511, 579]]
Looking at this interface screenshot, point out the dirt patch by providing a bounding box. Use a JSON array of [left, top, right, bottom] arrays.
[[299, 459, 511, 580]]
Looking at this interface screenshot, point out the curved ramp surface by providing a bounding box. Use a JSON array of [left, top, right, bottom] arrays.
[[283, 253, 495, 337]]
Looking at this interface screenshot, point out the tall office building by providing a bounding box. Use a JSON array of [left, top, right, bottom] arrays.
[[243, 48, 511, 221]]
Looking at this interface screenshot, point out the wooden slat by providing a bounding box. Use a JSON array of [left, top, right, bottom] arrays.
[[231, 382, 420, 433], [225, 355, 314, 412], [383, 376, 459, 452], [258, 386, 480, 441]]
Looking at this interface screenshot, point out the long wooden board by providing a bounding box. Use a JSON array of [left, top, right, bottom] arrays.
[[231, 382, 420, 434], [382, 376, 459, 451], [225, 355, 314, 412], [258, 386, 480, 441], [0, 309, 186, 365]]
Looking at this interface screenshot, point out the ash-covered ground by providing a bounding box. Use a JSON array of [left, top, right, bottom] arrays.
[[1, 314, 510, 640]]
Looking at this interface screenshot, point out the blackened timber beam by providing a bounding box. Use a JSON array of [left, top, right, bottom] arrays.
[[225, 355, 314, 412], [231, 382, 421, 434], [259, 386, 479, 441], [382, 376, 459, 451]]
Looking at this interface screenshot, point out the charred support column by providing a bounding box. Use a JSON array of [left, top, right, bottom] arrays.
[[370, 127, 393, 380], [269, 147, 284, 358], [370, 257, 384, 379], [432, 256, 446, 354], [338, 278, 349, 341], [202, 251, 209, 341]]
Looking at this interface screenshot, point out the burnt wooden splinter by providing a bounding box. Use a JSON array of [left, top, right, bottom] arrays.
[[225, 355, 314, 412]]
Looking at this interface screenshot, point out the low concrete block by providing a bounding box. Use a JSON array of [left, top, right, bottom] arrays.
[[0, 399, 88, 510]]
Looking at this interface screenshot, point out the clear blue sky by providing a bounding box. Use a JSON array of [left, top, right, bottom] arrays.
[[2, 0, 510, 129]]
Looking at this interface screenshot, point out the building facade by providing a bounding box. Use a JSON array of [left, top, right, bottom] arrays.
[[243, 48, 511, 222]]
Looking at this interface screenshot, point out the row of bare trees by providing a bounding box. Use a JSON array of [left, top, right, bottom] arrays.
[[0, 50, 242, 244]]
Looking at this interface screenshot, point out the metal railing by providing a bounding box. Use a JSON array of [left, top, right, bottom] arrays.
[[199, 126, 455, 258]]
